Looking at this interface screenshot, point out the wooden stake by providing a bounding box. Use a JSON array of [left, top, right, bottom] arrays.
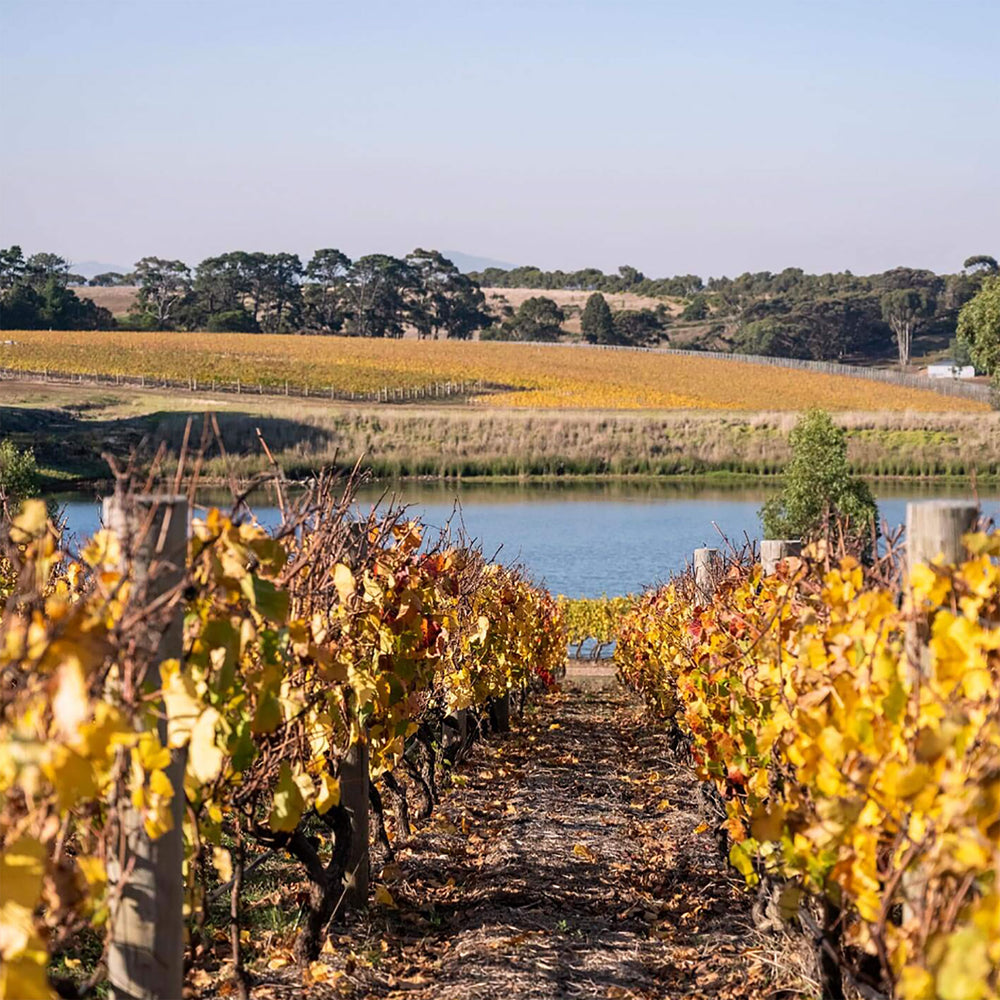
[[693, 547, 720, 603], [905, 501, 977, 678], [761, 539, 802, 575], [103, 495, 188, 1000], [339, 737, 369, 911]]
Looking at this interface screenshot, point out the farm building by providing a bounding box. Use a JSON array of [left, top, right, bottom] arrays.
[[926, 360, 976, 379]]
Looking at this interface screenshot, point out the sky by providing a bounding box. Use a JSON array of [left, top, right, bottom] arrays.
[[1, 0, 998, 278]]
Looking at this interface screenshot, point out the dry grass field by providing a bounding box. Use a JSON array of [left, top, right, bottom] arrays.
[[481, 287, 679, 333], [0, 329, 984, 412], [69, 284, 138, 316]]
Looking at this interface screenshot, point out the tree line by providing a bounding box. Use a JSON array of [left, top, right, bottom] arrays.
[[1, 245, 997, 377], [0, 247, 494, 339], [0, 247, 114, 330], [478, 255, 1000, 369]]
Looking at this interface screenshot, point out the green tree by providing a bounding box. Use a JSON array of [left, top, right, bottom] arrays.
[[133, 256, 192, 329], [304, 248, 351, 333], [0, 440, 41, 513], [343, 254, 415, 338], [880, 288, 932, 367], [0, 246, 27, 290], [957, 274, 1000, 378], [580, 292, 615, 343], [501, 296, 564, 341], [0, 283, 44, 328], [25, 252, 71, 288], [761, 410, 877, 552], [732, 318, 787, 356], [259, 252, 303, 332], [192, 253, 250, 318], [616, 264, 645, 288], [405, 249, 489, 340], [612, 308, 667, 346], [681, 295, 709, 321], [89, 272, 129, 287], [0, 280, 114, 330], [963, 254, 999, 275]]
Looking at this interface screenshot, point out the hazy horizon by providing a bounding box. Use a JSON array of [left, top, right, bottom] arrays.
[[2, 0, 998, 278]]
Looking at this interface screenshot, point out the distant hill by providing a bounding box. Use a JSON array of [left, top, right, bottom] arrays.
[[441, 251, 515, 274], [70, 260, 131, 279]]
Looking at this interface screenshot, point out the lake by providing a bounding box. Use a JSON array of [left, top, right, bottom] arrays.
[[53, 481, 999, 598]]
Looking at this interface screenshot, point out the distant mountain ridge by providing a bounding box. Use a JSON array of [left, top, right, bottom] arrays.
[[70, 260, 131, 279], [440, 250, 514, 274]]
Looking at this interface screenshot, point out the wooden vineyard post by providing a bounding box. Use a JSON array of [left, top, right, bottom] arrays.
[[442, 709, 469, 761], [339, 518, 370, 912], [103, 495, 188, 1000], [489, 693, 511, 733], [693, 547, 720, 603], [760, 539, 802, 575], [900, 500, 977, 932], [905, 501, 977, 678], [339, 737, 370, 911]]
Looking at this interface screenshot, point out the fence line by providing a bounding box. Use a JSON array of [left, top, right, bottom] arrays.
[[0, 367, 504, 404]]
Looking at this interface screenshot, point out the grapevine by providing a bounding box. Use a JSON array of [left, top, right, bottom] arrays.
[[616, 539, 1000, 999], [0, 472, 565, 998]]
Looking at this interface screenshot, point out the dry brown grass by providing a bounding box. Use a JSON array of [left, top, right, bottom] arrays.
[[70, 285, 138, 316], [482, 287, 680, 334], [7, 380, 996, 482]]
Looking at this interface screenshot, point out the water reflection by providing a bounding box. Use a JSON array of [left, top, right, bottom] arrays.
[[51, 480, 999, 599]]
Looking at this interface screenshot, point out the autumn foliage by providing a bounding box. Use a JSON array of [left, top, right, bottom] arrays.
[[0, 481, 564, 999], [615, 540, 999, 999]]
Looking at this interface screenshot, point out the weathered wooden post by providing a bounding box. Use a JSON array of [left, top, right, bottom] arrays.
[[693, 547, 721, 603], [489, 693, 511, 733], [103, 495, 188, 1000], [339, 736, 369, 911], [338, 520, 371, 911], [760, 539, 802, 575], [905, 500, 977, 677], [900, 500, 977, 928], [442, 708, 469, 758], [906, 501, 977, 570]]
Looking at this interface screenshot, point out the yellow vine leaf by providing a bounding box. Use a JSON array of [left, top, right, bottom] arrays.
[[269, 762, 305, 833], [315, 772, 340, 814], [188, 708, 224, 785]]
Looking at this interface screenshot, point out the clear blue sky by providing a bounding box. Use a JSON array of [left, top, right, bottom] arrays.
[[1, 0, 997, 277]]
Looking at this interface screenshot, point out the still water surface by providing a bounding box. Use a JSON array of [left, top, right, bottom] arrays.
[[55, 481, 1000, 598]]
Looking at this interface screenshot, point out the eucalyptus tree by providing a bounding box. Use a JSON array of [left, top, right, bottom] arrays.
[[880, 288, 932, 367], [405, 248, 489, 339], [133, 256, 192, 329], [343, 254, 416, 338], [304, 248, 351, 333], [0, 246, 26, 290]]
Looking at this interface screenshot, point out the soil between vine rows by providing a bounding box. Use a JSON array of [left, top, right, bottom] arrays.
[[206, 690, 809, 999]]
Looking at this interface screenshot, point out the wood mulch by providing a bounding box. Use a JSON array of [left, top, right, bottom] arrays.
[[204, 688, 814, 999]]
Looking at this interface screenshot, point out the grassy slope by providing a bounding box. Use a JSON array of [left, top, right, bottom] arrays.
[[3, 382, 996, 488]]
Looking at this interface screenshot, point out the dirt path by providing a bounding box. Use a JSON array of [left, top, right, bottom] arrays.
[[295, 689, 796, 1000]]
